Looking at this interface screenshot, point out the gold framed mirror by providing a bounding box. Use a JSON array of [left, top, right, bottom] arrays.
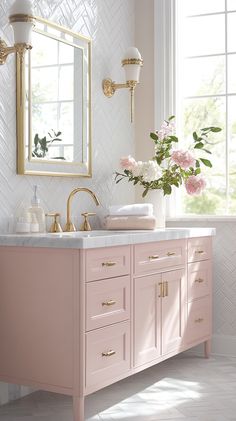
[[16, 16, 92, 177]]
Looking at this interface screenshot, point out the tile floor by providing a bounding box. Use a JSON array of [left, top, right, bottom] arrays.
[[1, 352, 236, 420]]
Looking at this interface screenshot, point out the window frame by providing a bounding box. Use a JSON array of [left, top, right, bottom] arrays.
[[155, 0, 236, 219]]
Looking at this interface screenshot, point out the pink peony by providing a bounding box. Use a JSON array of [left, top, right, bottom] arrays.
[[158, 120, 175, 140], [171, 150, 196, 170], [185, 175, 206, 195], [120, 155, 137, 171]]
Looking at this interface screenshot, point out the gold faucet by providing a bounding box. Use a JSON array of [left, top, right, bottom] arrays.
[[64, 187, 100, 232]]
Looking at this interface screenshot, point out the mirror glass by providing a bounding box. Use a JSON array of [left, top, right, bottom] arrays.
[[17, 17, 92, 177]]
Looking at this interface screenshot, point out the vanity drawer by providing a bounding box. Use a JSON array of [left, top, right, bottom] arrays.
[[86, 321, 130, 388], [85, 246, 130, 282], [188, 261, 212, 302], [134, 240, 186, 276], [86, 276, 130, 331], [188, 237, 212, 263], [186, 297, 211, 344]]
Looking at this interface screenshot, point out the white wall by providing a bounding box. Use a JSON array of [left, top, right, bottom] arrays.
[[0, 0, 135, 404]]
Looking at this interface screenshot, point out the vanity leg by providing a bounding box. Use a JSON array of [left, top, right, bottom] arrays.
[[204, 339, 211, 358], [73, 396, 84, 421]]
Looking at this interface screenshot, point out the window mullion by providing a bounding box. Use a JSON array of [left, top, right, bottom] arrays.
[[225, 0, 229, 214]]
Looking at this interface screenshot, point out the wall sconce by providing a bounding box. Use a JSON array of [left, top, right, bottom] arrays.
[[0, 0, 35, 66], [102, 47, 143, 123]]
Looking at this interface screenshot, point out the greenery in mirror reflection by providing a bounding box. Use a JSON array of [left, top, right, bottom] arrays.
[[32, 129, 65, 160]]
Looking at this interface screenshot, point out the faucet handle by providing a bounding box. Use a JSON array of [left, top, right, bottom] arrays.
[[80, 212, 96, 231], [46, 212, 63, 233]]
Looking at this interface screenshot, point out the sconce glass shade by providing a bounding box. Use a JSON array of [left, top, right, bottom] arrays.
[[9, 0, 35, 45], [122, 47, 143, 83]]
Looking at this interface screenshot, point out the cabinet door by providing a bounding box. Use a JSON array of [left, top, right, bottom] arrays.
[[161, 269, 186, 355], [134, 274, 161, 366]]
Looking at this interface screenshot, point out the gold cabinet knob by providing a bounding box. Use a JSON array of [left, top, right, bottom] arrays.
[[195, 317, 204, 323], [46, 212, 63, 233], [167, 252, 176, 256], [80, 212, 96, 231], [195, 278, 204, 283]]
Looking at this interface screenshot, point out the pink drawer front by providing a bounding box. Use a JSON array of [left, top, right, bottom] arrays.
[[134, 240, 186, 276], [186, 297, 211, 344], [86, 321, 130, 389], [188, 261, 212, 302], [188, 237, 212, 263], [85, 246, 130, 282], [86, 275, 130, 331]]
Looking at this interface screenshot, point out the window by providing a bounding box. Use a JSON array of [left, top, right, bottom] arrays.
[[175, 0, 236, 216]]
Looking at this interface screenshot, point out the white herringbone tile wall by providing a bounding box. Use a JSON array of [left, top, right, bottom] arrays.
[[0, 0, 135, 233], [0, 0, 135, 404]]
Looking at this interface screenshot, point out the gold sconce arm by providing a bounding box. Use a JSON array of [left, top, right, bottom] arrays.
[[0, 39, 17, 65], [102, 78, 138, 123]]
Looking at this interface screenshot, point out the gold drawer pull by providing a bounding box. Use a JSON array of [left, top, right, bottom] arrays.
[[102, 350, 116, 357], [195, 250, 204, 254], [164, 281, 168, 297], [195, 278, 204, 283], [167, 252, 176, 256], [195, 317, 204, 323], [102, 261, 117, 267], [102, 299, 116, 306], [158, 282, 164, 297], [149, 255, 159, 260]]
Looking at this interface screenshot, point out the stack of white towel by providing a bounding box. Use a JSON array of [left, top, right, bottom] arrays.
[[105, 204, 156, 230]]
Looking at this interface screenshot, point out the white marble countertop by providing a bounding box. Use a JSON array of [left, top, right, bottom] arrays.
[[0, 228, 215, 249]]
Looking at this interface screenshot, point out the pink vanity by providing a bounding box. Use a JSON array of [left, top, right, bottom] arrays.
[[0, 229, 213, 420]]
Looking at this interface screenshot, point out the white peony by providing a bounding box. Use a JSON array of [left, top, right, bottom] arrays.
[[133, 160, 161, 182]]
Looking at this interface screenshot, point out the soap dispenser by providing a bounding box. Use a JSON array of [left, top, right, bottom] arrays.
[[28, 185, 46, 233]]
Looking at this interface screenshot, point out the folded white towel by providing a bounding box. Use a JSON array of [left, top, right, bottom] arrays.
[[108, 203, 153, 217]]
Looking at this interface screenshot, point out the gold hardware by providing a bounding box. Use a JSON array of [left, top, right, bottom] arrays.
[[122, 58, 143, 66], [102, 79, 138, 123], [149, 255, 159, 260], [158, 282, 164, 298], [164, 281, 169, 297], [102, 261, 117, 267], [102, 299, 116, 306], [195, 250, 204, 254], [64, 188, 100, 232], [167, 252, 176, 256], [0, 38, 32, 66], [46, 212, 63, 233], [80, 212, 96, 231], [195, 278, 204, 283], [102, 350, 116, 357], [9, 14, 36, 24], [195, 318, 204, 323]]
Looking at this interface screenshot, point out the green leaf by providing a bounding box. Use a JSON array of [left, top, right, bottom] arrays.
[[194, 142, 204, 149], [150, 132, 158, 141], [168, 115, 175, 121], [195, 168, 201, 175], [200, 158, 212, 168], [195, 159, 200, 168], [163, 184, 172, 195], [210, 127, 222, 132], [169, 135, 178, 142], [142, 188, 149, 198], [202, 148, 212, 154], [193, 132, 198, 141]]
